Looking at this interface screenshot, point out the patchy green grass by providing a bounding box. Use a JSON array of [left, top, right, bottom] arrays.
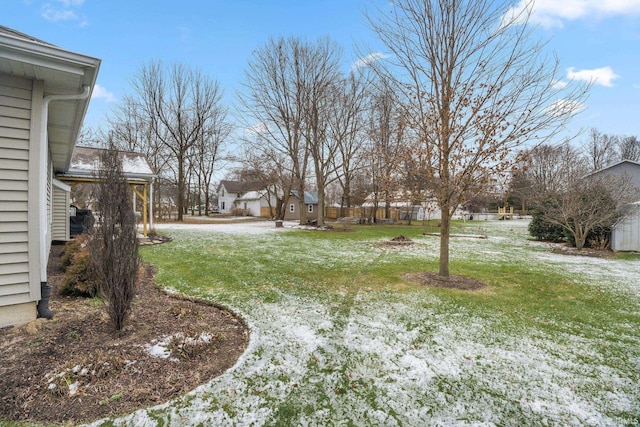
[[95, 220, 640, 426]]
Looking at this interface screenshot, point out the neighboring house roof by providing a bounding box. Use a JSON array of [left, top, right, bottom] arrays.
[[584, 159, 640, 191], [237, 190, 268, 201], [290, 190, 319, 205], [587, 159, 640, 176], [0, 25, 101, 173], [57, 146, 155, 183], [219, 180, 266, 193]]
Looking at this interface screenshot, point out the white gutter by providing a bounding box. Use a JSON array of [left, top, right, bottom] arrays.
[[39, 85, 91, 283]]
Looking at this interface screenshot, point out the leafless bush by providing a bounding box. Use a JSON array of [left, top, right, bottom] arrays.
[[89, 143, 140, 336], [60, 250, 98, 297], [230, 208, 251, 216]]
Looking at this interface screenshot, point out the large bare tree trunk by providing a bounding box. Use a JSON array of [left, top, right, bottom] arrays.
[[439, 207, 450, 277], [297, 184, 307, 226]]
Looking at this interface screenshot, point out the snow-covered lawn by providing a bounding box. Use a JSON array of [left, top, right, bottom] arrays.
[[94, 220, 640, 426]]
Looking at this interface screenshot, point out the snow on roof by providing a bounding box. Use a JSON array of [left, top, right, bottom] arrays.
[[237, 190, 267, 201], [61, 146, 154, 181]]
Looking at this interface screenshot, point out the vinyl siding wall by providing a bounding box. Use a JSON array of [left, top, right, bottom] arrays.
[[0, 74, 32, 307], [52, 180, 70, 241]]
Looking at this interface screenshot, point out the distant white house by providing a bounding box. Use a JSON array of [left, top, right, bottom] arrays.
[[362, 191, 468, 220], [217, 180, 275, 216], [0, 26, 100, 327]]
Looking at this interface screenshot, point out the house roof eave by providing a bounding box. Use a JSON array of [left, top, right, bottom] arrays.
[[0, 25, 101, 172]]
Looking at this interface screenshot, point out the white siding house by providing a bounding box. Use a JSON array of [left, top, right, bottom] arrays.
[[236, 190, 275, 216], [217, 180, 273, 215], [0, 26, 100, 327], [51, 179, 71, 241]]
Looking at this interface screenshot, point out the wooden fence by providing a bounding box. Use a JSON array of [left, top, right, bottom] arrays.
[[261, 205, 525, 221], [260, 206, 403, 220], [325, 206, 404, 220], [260, 207, 277, 218]]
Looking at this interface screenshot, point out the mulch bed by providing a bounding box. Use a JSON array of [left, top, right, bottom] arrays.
[[380, 235, 415, 247], [548, 244, 612, 258], [0, 244, 249, 425], [404, 272, 487, 291]]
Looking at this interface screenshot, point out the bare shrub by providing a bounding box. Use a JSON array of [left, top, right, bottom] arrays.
[[230, 208, 251, 216], [61, 235, 89, 272], [89, 143, 140, 336], [166, 331, 224, 361], [60, 250, 98, 297]]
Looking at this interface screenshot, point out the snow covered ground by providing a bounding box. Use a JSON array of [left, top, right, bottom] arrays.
[[93, 220, 640, 427], [157, 220, 299, 235]]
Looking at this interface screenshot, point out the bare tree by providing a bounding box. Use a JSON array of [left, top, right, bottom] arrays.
[[132, 61, 225, 221], [76, 125, 103, 147], [537, 166, 634, 250], [618, 135, 640, 162], [329, 71, 369, 216], [364, 78, 407, 222], [241, 37, 349, 225], [108, 96, 173, 219], [525, 144, 581, 195], [236, 147, 291, 219], [583, 128, 618, 172], [89, 141, 139, 336], [192, 104, 232, 215], [301, 39, 344, 227], [367, 0, 588, 276], [240, 37, 314, 225]]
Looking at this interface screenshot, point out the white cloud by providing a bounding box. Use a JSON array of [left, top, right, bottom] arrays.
[[507, 0, 640, 29], [91, 84, 116, 103], [54, 0, 84, 6], [40, 0, 87, 26], [546, 99, 586, 117], [567, 66, 619, 87], [352, 52, 388, 70], [41, 7, 77, 22], [552, 80, 568, 90], [243, 122, 268, 136], [633, 83, 640, 90]]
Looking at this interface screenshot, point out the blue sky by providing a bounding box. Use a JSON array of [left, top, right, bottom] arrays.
[[4, 0, 640, 141]]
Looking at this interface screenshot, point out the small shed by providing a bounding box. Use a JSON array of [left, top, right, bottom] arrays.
[[284, 190, 319, 222], [611, 202, 640, 252]]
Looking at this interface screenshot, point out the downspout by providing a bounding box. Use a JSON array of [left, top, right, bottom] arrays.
[[37, 86, 91, 319]]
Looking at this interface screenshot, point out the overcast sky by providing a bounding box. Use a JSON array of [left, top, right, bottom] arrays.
[[4, 0, 640, 142]]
